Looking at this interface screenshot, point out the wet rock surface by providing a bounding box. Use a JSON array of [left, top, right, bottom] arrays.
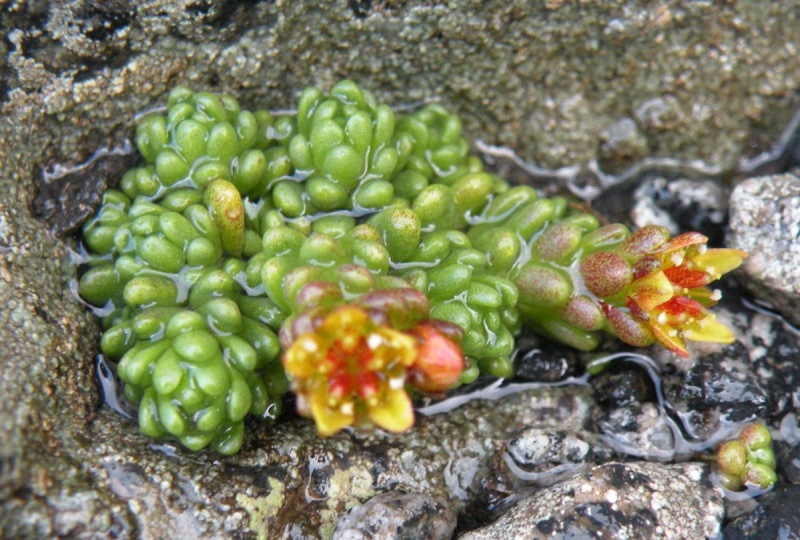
[[62, 384, 597, 538], [465, 423, 609, 529], [2, 0, 800, 538], [592, 363, 655, 409], [332, 490, 456, 540], [661, 343, 769, 441], [460, 462, 725, 540], [30, 144, 137, 237], [504, 428, 595, 483], [597, 402, 678, 462], [594, 290, 800, 463], [512, 337, 585, 382], [723, 484, 800, 540]]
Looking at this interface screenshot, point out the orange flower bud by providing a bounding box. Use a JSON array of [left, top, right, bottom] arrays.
[[408, 322, 465, 393]]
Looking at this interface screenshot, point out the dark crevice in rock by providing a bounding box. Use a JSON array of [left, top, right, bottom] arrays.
[[0, 73, 8, 105], [13, 2, 51, 31], [76, 0, 135, 43], [207, 71, 221, 88], [200, 0, 264, 31], [592, 363, 655, 409], [71, 50, 132, 84], [348, 0, 373, 19], [603, 462, 651, 490], [32, 305, 58, 327], [19, 31, 49, 58], [186, 1, 213, 16], [30, 145, 138, 238]]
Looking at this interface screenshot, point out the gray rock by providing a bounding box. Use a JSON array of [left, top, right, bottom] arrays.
[[503, 428, 594, 485], [777, 441, 800, 485], [592, 364, 654, 408], [712, 290, 800, 422], [332, 491, 456, 540], [724, 484, 800, 540], [466, 427, 605, 527], [512, 337, 583, 382], [598, 117, 649, 169], [593, 176, 731, 240], [728, 174, 800, 327], [4, 1, 800, 172], [595, 298, 787, 463], [460, 462, 724, 540], [662, 342, 768, 441], [597, 402, 678, 462], [1, 0, 799, 537]]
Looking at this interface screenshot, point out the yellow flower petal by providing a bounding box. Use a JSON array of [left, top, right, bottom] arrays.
[[310, 393, 354, 437], [283, 335, 323, 378], [650, 323, 689, 358], [320, 306, 369, 336], [374, 328, 418, 367], [684, 316, 736, 344], [690, 248, 747, 278], [629, 271, 674, 311], [367, 388, 414, 433], [686, 287, 721, 306]]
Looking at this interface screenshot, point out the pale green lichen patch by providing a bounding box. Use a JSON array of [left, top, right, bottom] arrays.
[[317, 466, 377, 538], [235, 477, 285, 540]]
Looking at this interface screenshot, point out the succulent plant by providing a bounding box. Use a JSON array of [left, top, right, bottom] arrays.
[[716, 423, 777, 491], [509, 218, 746, 358], [78, 80, 746, 453], [127, 88, 283, 200], [95, 264, 286, 455], [277, 80, 408, 215]]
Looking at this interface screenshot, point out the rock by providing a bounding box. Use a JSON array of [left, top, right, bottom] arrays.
[[592, 364, 654, 409], [663, 285, 800, 423], [728, 174, 800, 327], [4, 1, 800, 171], [721, 293, 800, 423], [660, 342, 769, 441], [776, 439, 800, 485], [503, 428, 595, 485], [465, 445, 519, 528], [2, 0, 800, 537], [723, 484, 800, 539], [30, 145, 137, 237], [466, 427, 603, 528], [598, 117, 649, 170], [596, 402, 677, 461], [460, 462, 724, 540], [593, 176, 730, 241], [595, 295, 790, 462], [512, 337, 583, 382], [331, 490, 456, 540], [631, 177, 730, 240]]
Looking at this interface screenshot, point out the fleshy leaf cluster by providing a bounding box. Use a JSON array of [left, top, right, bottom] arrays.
[[78, 80, 746, 452], [716, 423, 777, 491]]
